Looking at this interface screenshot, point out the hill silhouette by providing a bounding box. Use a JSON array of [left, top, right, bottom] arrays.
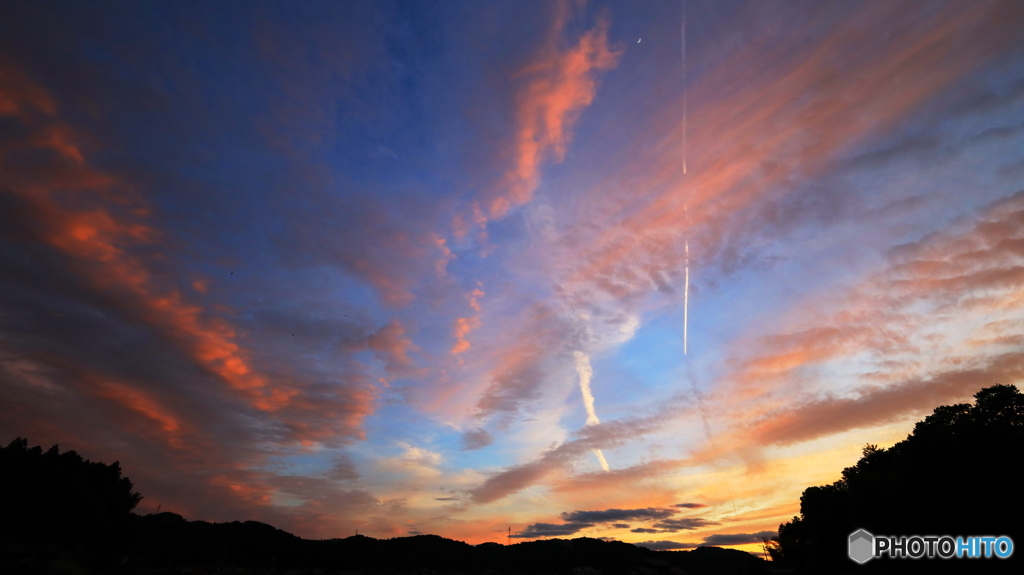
[[7, 384, 1021, 574], [769, 384, 1023, 574], [0, 438, 765, 575]]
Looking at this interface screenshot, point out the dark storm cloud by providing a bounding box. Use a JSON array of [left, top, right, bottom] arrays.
[[511, 522, 595, 539], [561, 507, 676, 523], [634, 532, 774, 550], [650, 518, 719, 532], [626, 517, 718, 534], [673, 503, 707, 509], [701, 531, 777, 546], [634, 541, 698, 551]]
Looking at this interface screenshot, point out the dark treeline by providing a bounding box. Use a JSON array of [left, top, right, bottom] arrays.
[[0, 438, 765, 575], [8, 384, 1019, 575], [0, 437, 141, 555], [768, 384, 1023, 574]]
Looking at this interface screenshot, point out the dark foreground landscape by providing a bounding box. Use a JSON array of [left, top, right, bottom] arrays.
[[3, 384, 1022, 575], [0, 436, 768, 575], [0, 504, 768, 575]]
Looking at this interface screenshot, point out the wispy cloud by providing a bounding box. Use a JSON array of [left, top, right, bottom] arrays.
[[512, 522, 595, 539], [561, 507, 676, 523], [465, 0, 621, 229], [573, 351, 609, 471], [701, 531, 777, 546], [3, 0, 1024, 547], [468, 405, 679, 503], [634, 540, 698, 551]]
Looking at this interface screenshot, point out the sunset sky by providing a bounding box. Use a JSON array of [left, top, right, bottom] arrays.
[[3, 0, 1024, 554]]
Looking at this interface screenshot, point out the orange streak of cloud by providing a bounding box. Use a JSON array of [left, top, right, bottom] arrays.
[[90, 378, 181, 433], [0, 62, 298, 414], [567, 1, 1022, 298], [452, 287, 485, 355], [473, 1, 621, 226]]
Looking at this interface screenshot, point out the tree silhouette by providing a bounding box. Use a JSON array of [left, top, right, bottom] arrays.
[[773, 384, 1023, 573], [0, 437, 142, 554]]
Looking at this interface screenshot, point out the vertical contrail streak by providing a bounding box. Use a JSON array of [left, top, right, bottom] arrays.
[[573, 351, 609, 471], [574, 351, 600, 426], [684, 238, 689, 356], [681, 0, 687, 175], [682, 0, 690, 355], [681, 0, 732, 516]]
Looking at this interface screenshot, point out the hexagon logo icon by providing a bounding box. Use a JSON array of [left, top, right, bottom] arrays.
[[849, 529, 874, 564]]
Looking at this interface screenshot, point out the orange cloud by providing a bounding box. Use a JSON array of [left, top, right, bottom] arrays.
[[92, 378, 181, 434], [451, 287, 485, 355], [209, 472, 273, 508], [564, 0, 1023, 299], [0, 63, 303, 413], [697, 191, 1024, 456], [0, 57, 57, 117], [367, 319, 417, 377], [432, 234, 455, 277], [71, 370, 193, 452], [0, 60, 382, 448], [451, 317, 481, 355], [748, 355, 1024, 447], [351, 256, 417, 308], [470, 0, 621, 227], [280, 382, 378, 444]]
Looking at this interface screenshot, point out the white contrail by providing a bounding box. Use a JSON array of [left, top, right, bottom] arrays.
[[682, 0, 690, 356], [574, 351, 599, 425], [573, 351, 609, 471], [681, 0, 687, 175], [684, 239, 689, 356]]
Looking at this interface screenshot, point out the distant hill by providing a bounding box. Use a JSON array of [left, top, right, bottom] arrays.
[[0, 437, 765, 575], [122, 521, 767, 574]]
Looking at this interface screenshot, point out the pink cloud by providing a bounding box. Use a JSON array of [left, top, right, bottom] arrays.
[[462, 0, 621, 231]]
